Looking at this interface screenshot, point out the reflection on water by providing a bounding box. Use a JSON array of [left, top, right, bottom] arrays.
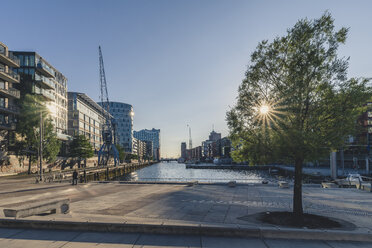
[[119, 161, 274, 183]]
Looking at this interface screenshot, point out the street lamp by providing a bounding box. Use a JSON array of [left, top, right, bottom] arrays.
[[39, 111, 43, 182]]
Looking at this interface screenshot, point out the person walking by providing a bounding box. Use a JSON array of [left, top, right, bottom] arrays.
[[72, 170, 78, 185]]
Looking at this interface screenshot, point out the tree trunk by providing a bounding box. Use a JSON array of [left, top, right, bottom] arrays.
[[28, 155, 32, 174], [293, 157, 303, 217]]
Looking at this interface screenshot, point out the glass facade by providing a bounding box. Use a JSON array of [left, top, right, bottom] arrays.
[[133, 128, 160, 160], [68, 92, 107, 150], [12, 52, 68, 138], [98, 101, 134, 153]]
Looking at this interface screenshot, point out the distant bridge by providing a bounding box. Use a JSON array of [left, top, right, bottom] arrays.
[[160, 158, 178, 162]]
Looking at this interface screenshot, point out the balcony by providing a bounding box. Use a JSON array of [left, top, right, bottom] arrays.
[[0, 51, 20, 68], [0, 104, 20, 115], [0, 66, 20, 83], [0, 87, 20, 99], [0, 122, 16, 131], [37, 90, 55, 102], [35, 74, 55, 90], [36, 61, 54, 78]]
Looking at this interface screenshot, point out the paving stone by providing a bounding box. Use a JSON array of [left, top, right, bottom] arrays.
[[0, 229, 79, 248], [62, 231, 140, 248], [201, 236, 266, 248], [325, 241, 372, 248], [263, 238, 330, 248], [133, 233, 201, 248], [0, 228, 25, 238]]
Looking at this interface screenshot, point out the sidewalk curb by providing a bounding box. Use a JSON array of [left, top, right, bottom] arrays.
[[0, 219, 371, 242]]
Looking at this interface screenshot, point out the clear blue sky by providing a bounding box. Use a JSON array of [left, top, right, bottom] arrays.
[[2, 0, 372, 157]]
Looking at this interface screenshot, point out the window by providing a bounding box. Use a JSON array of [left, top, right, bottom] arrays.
[[24, 56, 29, 66], [30, 55, 35, 67], [29, 69, 35, 79], [0, 98, 5, 107], [18, 55, 24, 66]]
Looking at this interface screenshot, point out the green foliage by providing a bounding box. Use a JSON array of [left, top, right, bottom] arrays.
[[126, 153, 138, 160], [16, 94, 61, 163], [226, 12, 371, 215], [69, 135, 94, 159], [115, 144, 126, 162], [227, 12, 371, 164]]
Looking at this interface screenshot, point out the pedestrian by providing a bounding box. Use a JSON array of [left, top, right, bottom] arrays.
[[72, 169, 78, 185]]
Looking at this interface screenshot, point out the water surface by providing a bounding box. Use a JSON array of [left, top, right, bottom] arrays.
[[119, 161, 274, 183]]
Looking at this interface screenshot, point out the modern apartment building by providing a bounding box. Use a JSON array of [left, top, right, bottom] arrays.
[[98, 101, 134, 153], [11, 51, 68, 140], [68, 92, 111, 150], [132, 137, 147, 161], [0, 42, 20, 156], [133, 128, 160, 161]]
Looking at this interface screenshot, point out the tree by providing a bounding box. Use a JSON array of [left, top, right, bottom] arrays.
[[115, 144, 126, 163], [15, 94, 61, 174], [69, 135, 94, 168], [126, 153, 138, 162], [226, 13, 371, 217]]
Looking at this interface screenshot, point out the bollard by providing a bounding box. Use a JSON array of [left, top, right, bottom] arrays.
[[106, 167, 109, 180]]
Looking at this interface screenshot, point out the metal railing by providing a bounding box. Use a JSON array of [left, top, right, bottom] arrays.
[[35, 74, 55, 89], [7, 52, 20, 66], [0, 66, 20, 81], [0, 87, 20, 98], [0, 122, 16, 130], [0, 104, 20, 114], [41, 89, 55, 101], [37, 61, 54, 76]]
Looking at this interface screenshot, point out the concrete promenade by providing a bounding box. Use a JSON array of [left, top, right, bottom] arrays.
[[0, 177, 372, 243], [1, 227, 372, 247]]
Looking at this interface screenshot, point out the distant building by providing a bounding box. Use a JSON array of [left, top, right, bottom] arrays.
[[217, 137, 232, 158], [12, 51, 68, 141], [132, 138, 149, 162], [145, 140, 153, 159], [98, 101, 134, 153], [209, 130, 221, 142], [67, 92, 111, 150], [0, 42, 20, 156], [134, 128, 160, 161], [202, 140, 214, 159], [181, 142, 186, 159], [186, 146, 202, 161]]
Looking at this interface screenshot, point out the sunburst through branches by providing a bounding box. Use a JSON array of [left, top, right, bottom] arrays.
[[254, 100, 285, 129]]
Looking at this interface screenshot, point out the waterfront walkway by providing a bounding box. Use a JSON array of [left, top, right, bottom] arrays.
[[0, 177, 371, 243], [1, 227, 371, 247]]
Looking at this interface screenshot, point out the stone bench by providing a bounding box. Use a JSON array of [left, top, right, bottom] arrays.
[[3, 198, 70, 218], [278, 181, 289, 188], [360, 183, 372, 192], [321, 182, 339, 188]]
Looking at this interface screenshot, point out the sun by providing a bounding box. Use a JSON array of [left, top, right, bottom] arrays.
[[253, 101, 286, 129], [259, 105, 270, 115]]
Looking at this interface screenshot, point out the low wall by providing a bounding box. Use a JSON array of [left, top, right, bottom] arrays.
[[0, 156, 100, 175]]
